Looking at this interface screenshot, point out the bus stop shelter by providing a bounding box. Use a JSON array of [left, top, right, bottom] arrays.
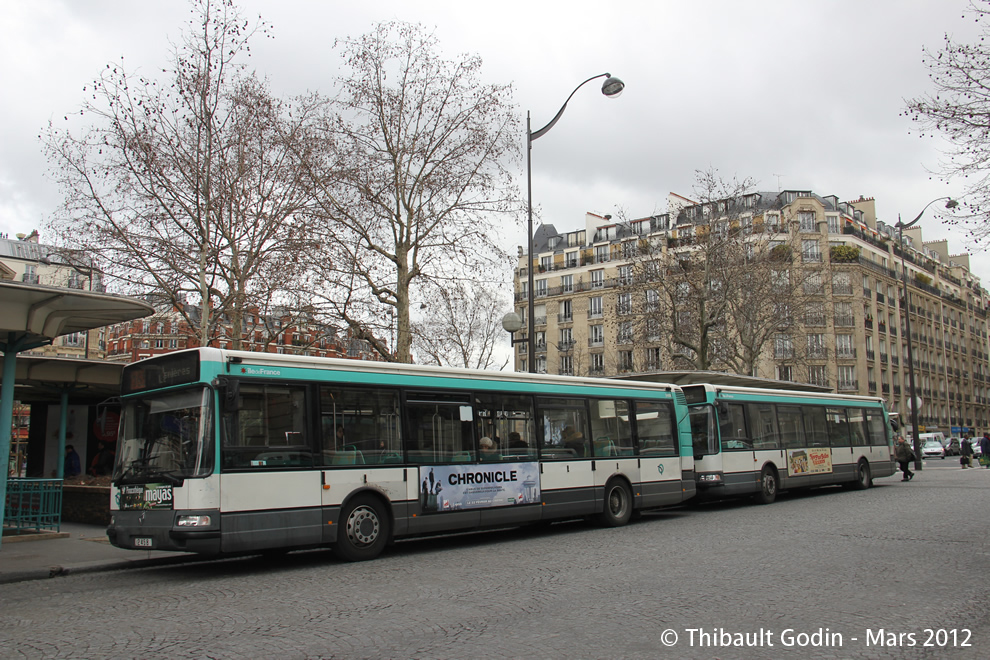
[[0, 280, 152, 547]]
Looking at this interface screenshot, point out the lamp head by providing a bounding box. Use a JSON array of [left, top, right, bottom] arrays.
[[601, 75, 625, 98], [501, 312, 523, 334], [945, 198, 959, 210]]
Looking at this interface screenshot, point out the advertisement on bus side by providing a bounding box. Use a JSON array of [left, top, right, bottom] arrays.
[[419, 463, 540, 513], [787, 448, 833, 476]]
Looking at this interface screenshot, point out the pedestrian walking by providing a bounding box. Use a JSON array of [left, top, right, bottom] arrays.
[[961, 435, 974, 468], [894, 435, 915, 481], [981, 433, 990, 468]]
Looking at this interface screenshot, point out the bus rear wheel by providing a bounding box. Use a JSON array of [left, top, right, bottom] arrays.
[[334, 495, 390, 562], [754, 466, 777, 505], [849, 460, 872, 490], [596, 479, 633, 527]]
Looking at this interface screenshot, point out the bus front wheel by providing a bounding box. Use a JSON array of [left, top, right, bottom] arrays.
[[596, 479, 633, 527], [755, 466, 777, 505], [334, 495, 390, 562]]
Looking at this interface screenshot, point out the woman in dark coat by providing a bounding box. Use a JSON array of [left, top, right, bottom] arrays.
[[961, 435, 974, 468]]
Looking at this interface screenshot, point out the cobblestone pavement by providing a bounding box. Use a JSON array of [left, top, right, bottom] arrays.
[[1, 464, 989, 659]]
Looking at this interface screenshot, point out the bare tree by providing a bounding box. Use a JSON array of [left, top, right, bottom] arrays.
[[298, 21, 521, 362], [43, 0, 316, 348], [626, 169, 818, 378], [410, 276, 508, 370], [904, 0, 990, 240]]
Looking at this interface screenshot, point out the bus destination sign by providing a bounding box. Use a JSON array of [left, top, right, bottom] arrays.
[[122, 351, 200, 395]]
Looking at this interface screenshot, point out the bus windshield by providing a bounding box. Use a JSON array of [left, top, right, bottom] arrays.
[[113, 386, 214, 485]]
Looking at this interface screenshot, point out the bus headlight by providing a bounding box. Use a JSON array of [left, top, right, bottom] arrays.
[[697, 472, 723, 484], [176, 515, 212, 527]]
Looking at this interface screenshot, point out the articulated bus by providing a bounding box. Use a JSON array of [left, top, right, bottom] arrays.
[[681, 384, 896, 504], [107, 348, 696, 561]]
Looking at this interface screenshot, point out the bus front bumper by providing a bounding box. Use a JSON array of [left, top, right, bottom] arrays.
[[107, 509, 221, 554]]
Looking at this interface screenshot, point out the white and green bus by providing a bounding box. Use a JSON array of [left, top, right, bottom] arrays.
[[681, 384, 896, 504], [107, 348, 696, 560]]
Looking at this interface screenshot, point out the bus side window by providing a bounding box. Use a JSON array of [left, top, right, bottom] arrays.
[[223, 384, 313, 470], [825, 407, 851, 446], [404, 396, 474, 464], [320, 387, 401, 466], [634, 400, 676, 457], [718, 403, 751, 450], [802, 406, 829, 447], [589, 399, 633, 457], [746, 403, 779, 450], [473, 392, 535, 462], [865, 409, 887, 445], [536, 397, 590, 459], [776, 405, 805, 449], [846, 408, 869, 446]]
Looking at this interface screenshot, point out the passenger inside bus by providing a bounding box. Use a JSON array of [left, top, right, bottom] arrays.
[[479, 437, 501, 461], [562, 427, 588, 457]]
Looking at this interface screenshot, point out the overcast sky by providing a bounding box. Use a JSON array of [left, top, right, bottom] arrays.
[[2, 0, 986, 283]]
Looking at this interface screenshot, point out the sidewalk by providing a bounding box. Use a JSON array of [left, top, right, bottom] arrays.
[[0, 521, 196, 584]]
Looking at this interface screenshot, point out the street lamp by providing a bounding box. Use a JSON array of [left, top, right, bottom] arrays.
[[524, 73, 624, 373], [896, 197, 958, 470]]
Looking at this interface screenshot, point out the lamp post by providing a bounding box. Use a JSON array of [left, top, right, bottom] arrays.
[[896, 197, 957, 470], [524, 73, 624, 373]]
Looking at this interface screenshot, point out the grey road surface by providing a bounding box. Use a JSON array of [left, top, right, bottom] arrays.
[[1, 463, 988, 659]]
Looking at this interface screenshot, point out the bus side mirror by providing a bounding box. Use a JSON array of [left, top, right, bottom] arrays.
[[217, 378, 240, 412], [717, 402, 730, 418]]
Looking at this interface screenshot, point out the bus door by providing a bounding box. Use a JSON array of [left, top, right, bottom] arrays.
[[633, 400, 682, 508], [220, 382, 324, 552], [715, 400, 763, 489], [317, 386, 409, 540], [401, 394, 480, 534], [589, 399, 639, 505], [690, 404, 722, 484], [537, 398, 598, 519], [745, 401, 783, 488]]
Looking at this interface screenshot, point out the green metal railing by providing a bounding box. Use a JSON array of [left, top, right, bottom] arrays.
[[3, 478, 62, 534]]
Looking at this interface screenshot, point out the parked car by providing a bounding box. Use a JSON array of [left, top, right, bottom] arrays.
[[922, 440, 946, 459], [944, 438, 961, 456]]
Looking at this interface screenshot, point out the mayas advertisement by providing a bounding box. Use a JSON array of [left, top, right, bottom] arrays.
[[419, 463, 540, 513], [118, 483, 174, 510]]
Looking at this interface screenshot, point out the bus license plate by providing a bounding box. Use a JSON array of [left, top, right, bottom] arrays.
[[134, 537, 153, 548]]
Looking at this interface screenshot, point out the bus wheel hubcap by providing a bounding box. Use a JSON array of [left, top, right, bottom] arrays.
[[609, 487, 626, 516], [347, 506, 379, 546]]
